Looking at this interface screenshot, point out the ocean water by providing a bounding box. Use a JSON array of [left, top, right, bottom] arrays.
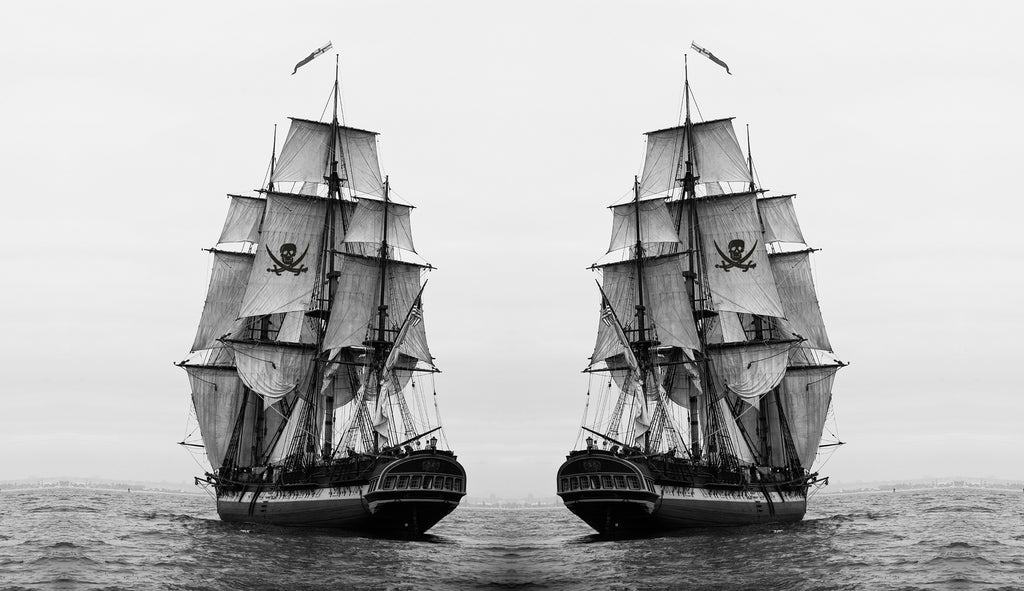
[[0, 487, 1020, 590]]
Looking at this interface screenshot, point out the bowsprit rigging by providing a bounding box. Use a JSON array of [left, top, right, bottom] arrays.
[[556, 56, 846, 536], [177, 59, 465, 535]]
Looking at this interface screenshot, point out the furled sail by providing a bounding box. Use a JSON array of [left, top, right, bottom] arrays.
[[342, 199, 416, 253], [698, 193, 784, 317], [238, 193, 326, 318], [776, 365, 838, 467], [184, 365, 249, 470], [707, 341, 792, 405], [218, 196, 265, 244], [757, 195, 804, 245], [232, 342, 316, 401], [271, 118, 384, 197], [607, 199, 681, 253], [639, 119, 752, 197], [770, 251, 831, 350], [192, 251, 254, 351]]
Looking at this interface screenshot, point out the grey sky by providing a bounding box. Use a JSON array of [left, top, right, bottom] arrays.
[[2, 2, 1021, 497]]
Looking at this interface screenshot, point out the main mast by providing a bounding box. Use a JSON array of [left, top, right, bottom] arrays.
[[680, 56, 705, 461], [321, 56, 343, 459], [630, 175, 653, 452], [367, 177, 392, 453]]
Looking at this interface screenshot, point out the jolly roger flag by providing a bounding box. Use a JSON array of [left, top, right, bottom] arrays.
[[238, 194, 327, 318], [697, 193, 784, 318]]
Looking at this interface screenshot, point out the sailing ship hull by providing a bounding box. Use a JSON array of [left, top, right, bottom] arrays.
[[557, 450, 806, 536], [212, 450, 465, 535]]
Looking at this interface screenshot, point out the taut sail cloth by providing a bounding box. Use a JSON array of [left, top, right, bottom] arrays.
[[591, 255, 701, 364], [770, 250, 831, 351], [271, 118, 384, 197], [639, 119, 752, 197], [238, 193, 326, 318], [192, 251, 254, 351], [342, 198, 416, 253], [183, 365, 249, 470], [774, 365, 839, 467], [698, 193, 784, 317], [757, 195, 805, 245], [607, 199, 680, 253], [322, 255, 432, 366], [218, 196, 265, 244]]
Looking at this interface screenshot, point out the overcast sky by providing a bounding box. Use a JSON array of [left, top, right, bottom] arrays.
[[2, 1, 1022, 497]]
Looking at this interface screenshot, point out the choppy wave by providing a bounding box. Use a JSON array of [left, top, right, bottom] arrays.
[[0, 487, 1021, 590]]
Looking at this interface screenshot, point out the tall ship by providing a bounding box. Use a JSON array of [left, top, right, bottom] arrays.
[[178, 66, 465, 534], [557, 64, 844, 535]]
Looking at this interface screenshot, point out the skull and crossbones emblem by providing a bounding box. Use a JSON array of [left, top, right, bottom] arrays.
[[266, 242, 309, 276], [713, 238, 758, 272]]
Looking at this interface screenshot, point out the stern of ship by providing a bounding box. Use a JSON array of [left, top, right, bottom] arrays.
[[363, 449, 466, 535], [557, 449, 660, 536]]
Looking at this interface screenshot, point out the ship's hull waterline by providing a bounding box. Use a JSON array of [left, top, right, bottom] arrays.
[[211, 451, 465, 535], [557, 451, 807, 536]]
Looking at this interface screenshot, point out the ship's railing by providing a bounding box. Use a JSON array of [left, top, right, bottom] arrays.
[[558, 473, 655, 494], [369, 473, 465, 493]]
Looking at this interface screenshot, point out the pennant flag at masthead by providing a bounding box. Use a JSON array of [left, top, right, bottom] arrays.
[[292, 42, 333, 75], [691, 42, 732, 75]]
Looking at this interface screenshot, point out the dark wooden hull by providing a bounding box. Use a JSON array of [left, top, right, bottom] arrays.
[[557, 450, 807, 536], [213, 450, 465, 535]]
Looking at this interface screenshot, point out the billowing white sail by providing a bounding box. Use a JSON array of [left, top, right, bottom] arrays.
[[698, 193, 784, 317], [192, 251, 254, 351], [642, 255, 701, 351], [218, 196, 265, 244], [184, 365, 248, 470], [271, 118, 384, 197], [777, 365, 838, 467], [758, 195, 804, 245], [770, 251, 831, 351], [233, 342, 316, 401], [639, 119, 752, 197], [343, 199, 416, 253], [322, 255, 379, 351], [238, 194, 326, 318], [607, 199, 681, 253], [708, 341, 792, 405]]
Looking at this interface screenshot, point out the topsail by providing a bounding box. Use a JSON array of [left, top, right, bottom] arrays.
[[271, 118, 384, 197], [639, 119, 752, 197]]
